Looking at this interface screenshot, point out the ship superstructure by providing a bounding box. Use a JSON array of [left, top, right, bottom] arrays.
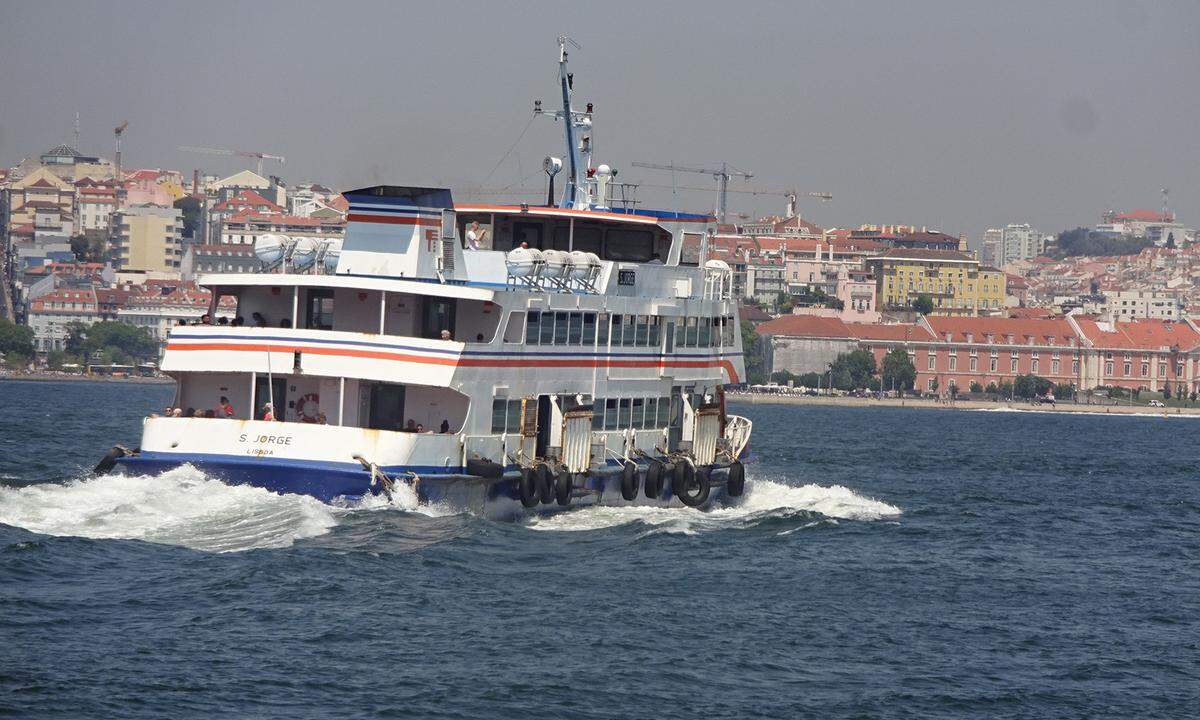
[[105, 38, 751, 517]]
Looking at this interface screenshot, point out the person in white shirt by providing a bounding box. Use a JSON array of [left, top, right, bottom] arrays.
[[465, 221, 489, 250]]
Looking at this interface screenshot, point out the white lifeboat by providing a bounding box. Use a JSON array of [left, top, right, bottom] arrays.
[[253, 233, 288, 266], [505, 246, 544, 277], [541, 249, 571, 278], [569, 251, 600, 280], [291, 236, 319, 270]]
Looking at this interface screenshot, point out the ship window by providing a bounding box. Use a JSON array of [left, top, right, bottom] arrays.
[[610, 314, 623, 345], [675, 319, 686, 348], [699, 318, 711, 347], [597, 313, 609, 346], [592, 400, 604, 430], [657, 396, 671, 427], [491, 399, 507, 432], [644, 398, 657, 428], [635, 315, 649, 346], [685, 317, 699, 347], [568, 312, 583, 345], [525, 311, 541, 344], [539, 311, 555, 345], [604, 399, 618, 430], [604, 229, 653, 262], [583, 313, 597, 346], [553, 312, 569, 345], [618, 398, 632, 428], [305, 288, 334, 330], [648, 316, 661, 347], [621, 314, 637, 347]]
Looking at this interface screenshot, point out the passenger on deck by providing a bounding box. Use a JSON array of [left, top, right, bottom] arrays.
[[262, 403, 275, 421], [252, 312, 267, 327], [439, 419, 450, 433], [185, 408, 196, 417], [231, 316, 245, 327], [440, 329, 451, 340], [203, 409, 216, 418], [171, 408, 183, 417], [475, 333, 484, 342], [217, 316, 229, 326], [405, 419, 417, 432], [416, 424, 425, 433], [200, 313, 212, 325], [466, 221, 489, 250], [219, 396, 235, 417]]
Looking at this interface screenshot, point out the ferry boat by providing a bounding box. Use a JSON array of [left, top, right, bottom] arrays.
[[100, 38, 752, 518]]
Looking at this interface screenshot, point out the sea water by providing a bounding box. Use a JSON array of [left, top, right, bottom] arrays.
[[1, 380, 1196, 718]]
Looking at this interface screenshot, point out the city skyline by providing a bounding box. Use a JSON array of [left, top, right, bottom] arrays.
[[2, 0, 1198, 241]]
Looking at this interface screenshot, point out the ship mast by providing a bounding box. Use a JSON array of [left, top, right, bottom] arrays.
[[537, 36, 593, 210]]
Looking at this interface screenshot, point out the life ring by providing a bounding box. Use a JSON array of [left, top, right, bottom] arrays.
[[295, 393, 320, 423], [726, 461, 746, 497], [535, 463, 555, 504], [644, 461, 665, 500], [673, 461, 710, 508], [518, 468, 539, 508], [554, 469, 573, 506], [620, 461, 639, 501]]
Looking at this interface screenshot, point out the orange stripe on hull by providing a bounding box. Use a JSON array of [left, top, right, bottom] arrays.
[[166, 343, 740, 383]]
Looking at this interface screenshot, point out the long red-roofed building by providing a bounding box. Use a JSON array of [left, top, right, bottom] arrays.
[[756, 312, 1200, 394]]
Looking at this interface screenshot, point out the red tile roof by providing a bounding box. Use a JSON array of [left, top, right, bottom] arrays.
[[755, 315, 852, 339], [1112, 209, 1173, 223], [926, 316, 1076, 345], [1075, 317, 1200, 352], [847, 323, 935, 342]]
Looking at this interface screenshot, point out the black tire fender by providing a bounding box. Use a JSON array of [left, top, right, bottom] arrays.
[[644, 461, 665, 500], [675, 462, 711, 508], [535, 463, 555, 504], [93, 446, 127, 475], [620, 461, 639, 501], [554, 469, 573, 506], [726, 461, 746, 497], [518, 467, 540, 508]]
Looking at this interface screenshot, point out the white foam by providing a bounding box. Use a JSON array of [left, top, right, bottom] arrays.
[[525, 476, 901, 534], [0, 465, 338, 553]]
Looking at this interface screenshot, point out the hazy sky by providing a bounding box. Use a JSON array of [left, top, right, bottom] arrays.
[[2, 0, 1197, 244]]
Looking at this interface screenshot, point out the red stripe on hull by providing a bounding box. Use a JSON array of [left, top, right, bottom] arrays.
[[166, 343, 740, 383]]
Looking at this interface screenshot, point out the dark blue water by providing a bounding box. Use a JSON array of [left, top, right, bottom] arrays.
[[2, 379, 1197, 718]]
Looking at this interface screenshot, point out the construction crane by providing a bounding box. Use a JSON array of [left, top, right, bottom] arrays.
[[631, 161, 753, 222], [179, 146, 286, 176], [114, 121, 128, 180]]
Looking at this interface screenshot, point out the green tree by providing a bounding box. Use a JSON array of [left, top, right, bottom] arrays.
[[174, 195, 203, 241], [998, 380, 1014, 398], [45, 349, 70, 370], [1048, 227, 1153, 259], [741, 320, 766, 385], [0, 319, 35, 359], [1162, 382, 1172, 400], [930, 378, 940, 394], [969, 380, 983, 394], [985, 382, 999, 395], [1054, 383, 1075, 401], [1014, 374, 1053, 399], [911, 294, 934, 315], [770, 369, 796, 385], [66, 321, 159, 364], [829, 349, 877, 390], [881, 348, 916, 392], [797, 372, 821, 388]]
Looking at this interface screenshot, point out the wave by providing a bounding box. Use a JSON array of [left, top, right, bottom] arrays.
[[0, 466, 340, 553], [968, 406, 1198, 418], [524, 476, 901, 535]]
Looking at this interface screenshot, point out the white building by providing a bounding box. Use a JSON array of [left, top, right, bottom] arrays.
[[1100, 289, 1183, 320], [1001, 223, 1050, 265], [26, 287, 100, 351]]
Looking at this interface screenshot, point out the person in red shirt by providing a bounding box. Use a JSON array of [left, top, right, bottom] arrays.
[[219, 396, 235, 418], [261, 403, 275, 421]]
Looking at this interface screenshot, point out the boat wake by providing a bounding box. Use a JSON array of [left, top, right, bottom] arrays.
[[0, 465, 342, 553], [524, 475, 901, 535]]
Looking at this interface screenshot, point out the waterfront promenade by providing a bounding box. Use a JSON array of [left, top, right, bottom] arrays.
[[728, 392, 1200, 417]]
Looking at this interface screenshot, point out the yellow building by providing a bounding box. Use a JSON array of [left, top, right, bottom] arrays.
[[865, 248, 1006, 316], [112, 205, 183, 273]]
